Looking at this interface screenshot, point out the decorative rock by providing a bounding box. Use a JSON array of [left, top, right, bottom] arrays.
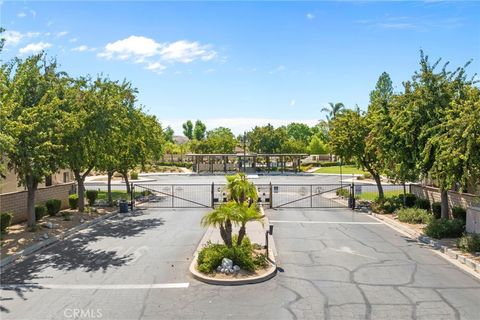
[[216, 266, 222, 272], [42, 233, 49, 240], [233, 265, 240, 273], [80, 218, 85, 223], [221, 258, 233, 269]]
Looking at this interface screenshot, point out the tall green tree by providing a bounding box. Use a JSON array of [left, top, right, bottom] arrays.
[[399, 52, 473, 218], [163, 126, 174, 143], [1, 54, 65, 227], [193, 120, 206, 141], [197, 127, 237, 153], [329, 109, 385, 198], [182, 120, 193, 140]]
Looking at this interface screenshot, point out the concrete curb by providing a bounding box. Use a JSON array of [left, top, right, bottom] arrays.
[[371, 212, 480, 273], [0, 209, 120, 269], [189, 207, 277, 285]]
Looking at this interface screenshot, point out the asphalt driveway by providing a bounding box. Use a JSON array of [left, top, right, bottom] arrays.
[[1, 206, 479, 319]]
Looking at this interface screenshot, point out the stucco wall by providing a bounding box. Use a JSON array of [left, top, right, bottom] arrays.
[[0, 182, 76, 224]]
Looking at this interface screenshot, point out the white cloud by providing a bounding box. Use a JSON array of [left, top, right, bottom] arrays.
[[71, 45, 95, 52], [98, 35, 161, 60], [160, 40, 216, 63], [69, 38, 77, 43], [98, 35, 217, 73], [306, 13, 315, 20], [19, 42, 51, 55], [56, 31, 68, 37], [3, 30, 40, 46], [17, 12, 26, 18], [145, 62, 166, 73], [289, 99, 296, 107]]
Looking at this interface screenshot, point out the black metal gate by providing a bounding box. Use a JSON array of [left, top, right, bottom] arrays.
[[132, 183, 233, 209], [132, 182, 353, 209], [259, 183, 352, 209]]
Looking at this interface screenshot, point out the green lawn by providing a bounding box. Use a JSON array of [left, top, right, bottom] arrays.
[[315, 165, 367, 175], [96, 190, 142, 201], [357, 189, 403, 201]]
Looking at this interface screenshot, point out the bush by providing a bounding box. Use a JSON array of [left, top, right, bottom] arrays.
[[336, 188, 349, 198], [431, 202, 442, 219], [397, 208, 433, 224], [1, 212, 13, 234], [69, 194, 79, 209], [85, 190, 98, 207], [415, 198, 431, 211], [197, 236, 267, 274], [424, 219, 465, 239], [372, 196, 402, 214], [130, 171, 139, 180], [45, 199, 62, 216], [452, 206, 467, 222], [398, 193, 417, 208], [35, 205, 47, 221], [457, 234, 480, 253]]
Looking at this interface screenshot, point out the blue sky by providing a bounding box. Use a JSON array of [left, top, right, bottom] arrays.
[[1, 1, 479, 134]]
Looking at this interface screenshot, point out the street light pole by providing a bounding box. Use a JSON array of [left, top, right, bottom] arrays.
[[243, 131, 247, 173], [340, 158, 343, 188]]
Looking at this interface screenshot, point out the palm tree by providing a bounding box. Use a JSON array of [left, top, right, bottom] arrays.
[[235, 204, 264, 246], [201, 202, 237, 247], [321, 102, 345, 121], [226, 173, 258, 206]]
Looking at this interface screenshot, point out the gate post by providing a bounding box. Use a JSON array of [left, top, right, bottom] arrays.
[[349, 183, 355, 209], [172, 185, 174, 207], [269, 182, 273, 209], [211, 182, 215, 208]]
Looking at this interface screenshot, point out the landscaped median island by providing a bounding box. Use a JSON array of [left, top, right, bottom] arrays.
[[189, 173, 277, 285], [368, 192, 480, 269]]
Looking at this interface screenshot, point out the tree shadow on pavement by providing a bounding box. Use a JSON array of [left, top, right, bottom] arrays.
[[0, 213, 165, 313]]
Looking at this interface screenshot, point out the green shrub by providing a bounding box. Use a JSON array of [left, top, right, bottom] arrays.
[[45, 199, 62, 216], [457, 234, 480, 253], [415, 198, 431, 211], [319, 162, 341, 167], [336, 188, 349, 198], [424, 219, 465, 239], [35, 205, 47, 221], [372, 196, 402, 214], [452, 206, 467, 222], [69, 194, 79, 209], [197, 236, 267, 274], [1, 212, 13, 234], [431, 202, 442, 219], [85, 190, 98, 206], [130, 171, 139, 180], [398, 193, 417, 208], [397, 208, 433, 224]]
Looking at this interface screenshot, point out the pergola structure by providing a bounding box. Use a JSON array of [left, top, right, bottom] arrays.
[[186, 153, 309, 174]]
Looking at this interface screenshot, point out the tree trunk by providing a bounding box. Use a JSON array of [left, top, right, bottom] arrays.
[[225, 219, 232, 247], [107, 170, 114, 206], [123, 172, 131, 194], [74, 171, 86, 212], [402, 182, 407, 207], [26, 175, 38, 228], [219, 224, 228, 246], [372, 172, 384, 200], [237, 224, 246, 246], [440, 189, 449, 219]]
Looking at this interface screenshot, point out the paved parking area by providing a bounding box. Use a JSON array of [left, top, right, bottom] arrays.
[[2, 205, 480, 319]]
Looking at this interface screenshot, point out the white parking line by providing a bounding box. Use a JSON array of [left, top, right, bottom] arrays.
[[0, 283, 190, 290], [269, 220, 382, 225]]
